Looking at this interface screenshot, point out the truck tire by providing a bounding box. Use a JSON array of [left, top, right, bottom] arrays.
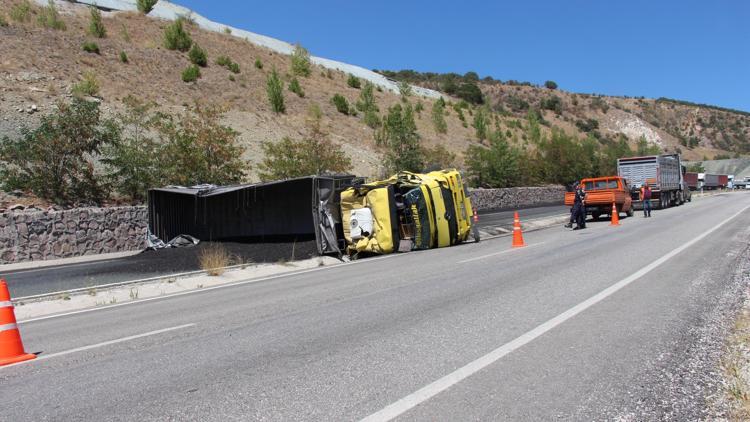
[[592, 211, 602, 221], [626, 207, 634, 217]]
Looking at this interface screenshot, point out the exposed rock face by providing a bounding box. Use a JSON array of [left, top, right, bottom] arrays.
[[0, 206, 148, 264], [469, 185, 566, 211]]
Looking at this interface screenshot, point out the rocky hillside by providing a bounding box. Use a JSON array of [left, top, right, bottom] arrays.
[[0, 0, 747, 186], [379, 70, 750, 160]]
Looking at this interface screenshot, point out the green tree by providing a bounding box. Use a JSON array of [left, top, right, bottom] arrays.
[[257, 104, 352, 180], [356, 82, 380, 128], [266, 68, 285, 113], [431, 98, 448, 134], [636, 136, 662, 155], [398, 81, 412, 98], [544, 80, 558, 90], [686, 162, 705, 173], [473, 106, 490, 141], [188, 43, 207, 67], [465, 133, 520, 188], [88, 6, 106, 38], [157, 103, 247, 186], [290, 43, 311, 77], [181, 65, 201, 82], [137, 0, 158, 14], [379, 104, 423, 172], [163, 18, 192, 51], [0, 99, 117, 205], [101, 96, 161, 202], [422, 144, 456, 171]]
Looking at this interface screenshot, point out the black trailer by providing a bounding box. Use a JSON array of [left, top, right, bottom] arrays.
[[148, 175, 355, 255]]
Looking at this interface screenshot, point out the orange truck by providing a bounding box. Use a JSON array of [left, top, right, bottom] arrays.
[[564, 176, 634, 220]]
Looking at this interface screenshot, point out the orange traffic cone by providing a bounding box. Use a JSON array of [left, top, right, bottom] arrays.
[[512, 211, 526, 248], [0, 279, 36, 366], [610, 202, 620, 226]]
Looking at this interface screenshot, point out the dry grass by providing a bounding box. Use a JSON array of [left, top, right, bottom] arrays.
[[198, 242, 230, 276], [720, 306, 750, 420]]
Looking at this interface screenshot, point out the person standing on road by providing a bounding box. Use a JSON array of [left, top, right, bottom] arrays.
[[641, 184, 652, 217], [565, 182, 579, 229], [575, 182, 587, 229]]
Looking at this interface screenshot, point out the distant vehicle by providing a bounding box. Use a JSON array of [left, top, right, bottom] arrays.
[[728, 175, 735, 189], [718, 174, 729, 189], [699, 173, 719, 190], [617, 154, 690, 209], [684, 172, 699, 190], [564, 176, 634, 219]]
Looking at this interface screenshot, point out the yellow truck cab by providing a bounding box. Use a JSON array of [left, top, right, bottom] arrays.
[[340, 169, 474, 256]]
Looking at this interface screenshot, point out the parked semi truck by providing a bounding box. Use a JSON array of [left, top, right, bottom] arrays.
[[684, 172, 699, 190], [617, 154, 691, 209], [698, 173, 719, 190]]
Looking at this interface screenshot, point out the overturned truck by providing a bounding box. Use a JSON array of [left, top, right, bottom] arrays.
[[147, 169, 476, 258]]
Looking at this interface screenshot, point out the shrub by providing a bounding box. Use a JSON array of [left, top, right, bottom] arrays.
[[137, 0, 158, 14], [82, 41, 100, 54], [288, 77, 304, 97], [290, 43, 311, 77], [266, 68, 285, 113], [0, 14, 7, 27], [0, 99, 117, 205], [254, 58, 263, 69], [37, 0, 66, 30], [398, 81, 412, 97], [72, 72, 100, 97], [473, 106, 490, 141], [331, 94, 350, 115], [465, 133, 521, 188], [541, 95, 563, 114], [422, 144, 456, 171], [544, 80, 558, 90], [10, 0, 32, 22], [188, 43, 207, 66], [158, 103, 248, 186], [119, 51, 128, 63], [223, 26, 231, 34], [456, 82, 483, 104], [88, 6, 106, 38], [228, 62, 240, 74], [199, 243, 230, 276], [431, 99, 447, 134], [163, 18, 192, 51], [414, 101, 424, 114], [120, 24, 131, 42], [216, 55, 231, 66], [181, 65, 201, 82], [347, 73, 361, 89], [228, 75, 235, 82]]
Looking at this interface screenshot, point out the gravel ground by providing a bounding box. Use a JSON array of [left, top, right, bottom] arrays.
[[602, 243, 750, 420]]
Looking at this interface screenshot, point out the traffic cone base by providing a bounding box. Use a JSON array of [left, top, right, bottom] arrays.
[[0, 279, 36, 367], [512, 211, 526, 248], [610, 202, 620, 226]]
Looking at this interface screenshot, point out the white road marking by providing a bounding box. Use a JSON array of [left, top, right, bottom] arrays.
[[1, 324, 195, 369], [360, 204, 750, 422], [457, 243, 545, 264], [18, 253, 404, 324]]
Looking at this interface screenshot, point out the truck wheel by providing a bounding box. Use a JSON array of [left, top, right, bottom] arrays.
[[627, 207, 634, 217], [592, 212, 602, 221]]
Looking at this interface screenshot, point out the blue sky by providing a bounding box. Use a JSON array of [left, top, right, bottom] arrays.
[[178, 1, 750, 112]]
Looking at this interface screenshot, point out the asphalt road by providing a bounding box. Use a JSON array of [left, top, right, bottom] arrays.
[[2, 193, 749, 420], [1, 205, 569, 298]]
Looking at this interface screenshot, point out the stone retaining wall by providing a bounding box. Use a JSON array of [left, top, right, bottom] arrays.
[[469, 185, 566, 211], [0, 206, 148, 264]]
